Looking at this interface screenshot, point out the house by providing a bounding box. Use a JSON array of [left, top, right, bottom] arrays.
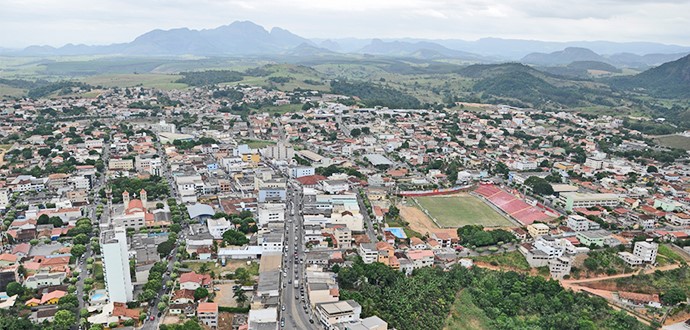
[[618, 252, 643, 267], [25, 290, 66, 307], [406, 250, 435, 270], [23, 272, 66, 289], [169, 303, 195, 317], [179, 271, 212, 290], [0, 254, 18, 267], [409, 237, 427, 250], [170, 289, 196, 304], [29, 306, 58, 324], [197, 302, 218, 328], [633, 241, 658, 263], [618, 291, 662, 308]]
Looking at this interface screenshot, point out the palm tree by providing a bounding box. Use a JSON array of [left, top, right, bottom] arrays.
[[199, 263, 210, 274], [233, 286, 248, 307]]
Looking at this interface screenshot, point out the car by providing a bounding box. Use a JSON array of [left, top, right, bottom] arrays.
[[309, 319, 314, 324], [295, 295, 299, 300], [150, 316, 155, 321], [282, 305, 286, 311], [157, 312, 162, 317], [214, 287, 221, 291], [288, 279, 292, 284]]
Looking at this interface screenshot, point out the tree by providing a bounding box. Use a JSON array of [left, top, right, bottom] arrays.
[[71, 244, 86, 258], [157, 240, 175, 257], [37, 214, 50, 224], [233, 286, 248, 307], [222, 229, 249, 246], [661, 287, 687, 305], [646, 165, 658, 173], [74, 233, 89, 245], [157, 301, 167, 310], [89, 324, 104, 330], [524, 176, 554, 196], [350, 128, 362, 137], [53, 310, 76, 330], [199, 263, 210, 274], [194, 287, 209, 301], [5, 282, 23, 296], [494, 162, 509, 177]]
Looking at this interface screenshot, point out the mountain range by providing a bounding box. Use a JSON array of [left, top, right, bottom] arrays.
[[522, 47, 689, 68]]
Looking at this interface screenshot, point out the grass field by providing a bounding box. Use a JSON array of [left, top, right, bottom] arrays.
[[80, 73, 187, 90], [444, 289, 492, 330], [240, 139, 276, 149], [654, 135, 690, 151], [414, 195, 512, 228]]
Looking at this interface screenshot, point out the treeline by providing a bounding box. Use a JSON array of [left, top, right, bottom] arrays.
[[330, 79, 421, 109], [176, 70, 244, 86], [0, 77, 95, 99], [337, 259, 652, 330], [27, 81, 94, 99], [457, 225, 516, 247], [622, 119, 680, 135]]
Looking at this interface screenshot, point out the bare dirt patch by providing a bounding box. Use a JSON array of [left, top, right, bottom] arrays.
[[398, 203, 458, 239]]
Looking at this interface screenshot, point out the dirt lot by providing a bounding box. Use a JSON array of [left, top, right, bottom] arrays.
[[214, 282, 240, 307], [398, 203, 458, 239]]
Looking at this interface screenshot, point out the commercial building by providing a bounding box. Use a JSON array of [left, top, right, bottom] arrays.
[[559, 192, 620, 211], [527, 223, 549, 238], [257, 203, 286, 226], [290, 166, 315, 178], [206, 217, 231, 240], [576, 230, 612, 247], [102, 228, 134, 303], [108, 158, 134, 171], [316, 300, 362, 328], [358, 243, 378, 264]]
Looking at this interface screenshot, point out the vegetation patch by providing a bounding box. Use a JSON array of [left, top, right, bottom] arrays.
[[444, 289, 492, 330], [472, 251, 531, 272], [338, 258, 651, 330]]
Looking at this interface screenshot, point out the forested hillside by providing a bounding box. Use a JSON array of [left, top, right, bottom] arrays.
[[337, 259, 651, 330]]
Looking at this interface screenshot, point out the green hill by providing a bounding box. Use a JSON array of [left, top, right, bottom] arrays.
[[614, 54, 690, 98]]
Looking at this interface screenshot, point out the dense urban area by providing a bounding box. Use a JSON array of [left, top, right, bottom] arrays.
[[0, 73, 688, 330]]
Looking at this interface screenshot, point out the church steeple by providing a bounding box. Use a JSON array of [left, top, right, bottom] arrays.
[[122, 190, 130, 205]]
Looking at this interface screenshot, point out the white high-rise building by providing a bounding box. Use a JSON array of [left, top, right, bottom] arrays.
[[633, 241, 658, 263], [0, 189, 9, 210], [102, 227, 133, 303]]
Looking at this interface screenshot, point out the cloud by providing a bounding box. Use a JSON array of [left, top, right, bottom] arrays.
[[0, 0, 689, 47]]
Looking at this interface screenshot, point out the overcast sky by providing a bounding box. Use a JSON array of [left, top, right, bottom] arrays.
[[2, 0, 690, 48]]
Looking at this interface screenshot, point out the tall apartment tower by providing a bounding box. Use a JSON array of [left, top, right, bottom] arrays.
[[102, 227, 133, 303]]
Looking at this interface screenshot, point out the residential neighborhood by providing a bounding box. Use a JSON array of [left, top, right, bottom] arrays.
[[0, 81, 689, 330]]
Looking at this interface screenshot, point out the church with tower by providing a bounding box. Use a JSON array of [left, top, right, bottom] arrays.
[[110, 189, 158, 230]]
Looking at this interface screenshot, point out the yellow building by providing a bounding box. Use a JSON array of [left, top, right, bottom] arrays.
[[241, 153, 261, 164]]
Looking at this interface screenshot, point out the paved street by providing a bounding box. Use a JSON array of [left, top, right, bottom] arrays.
[[279, 182, 319, 330]]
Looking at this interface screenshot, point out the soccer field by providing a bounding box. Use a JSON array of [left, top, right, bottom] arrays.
[[415, 195, 512, 228]]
